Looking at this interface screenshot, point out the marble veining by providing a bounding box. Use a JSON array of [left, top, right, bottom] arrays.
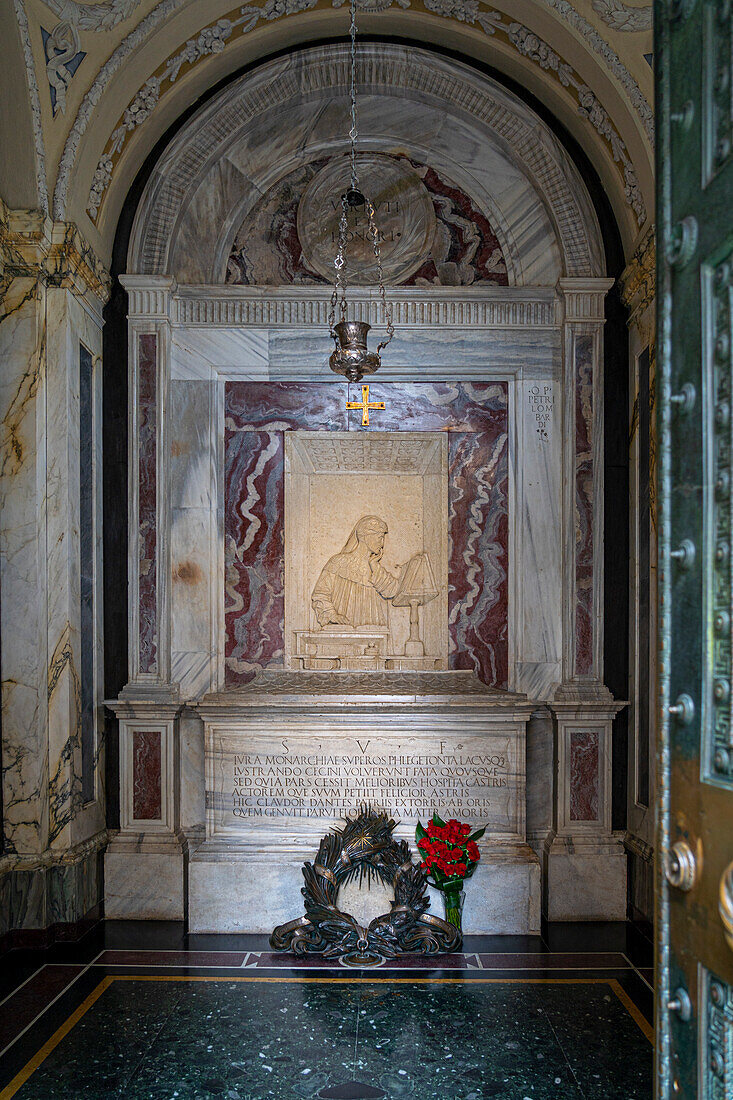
[[137, 333, 158, 674], [574, 334, 594, 676], [569, 729, 600, 821], [132, 730, 162, 820], [224, 382, 509, 688]]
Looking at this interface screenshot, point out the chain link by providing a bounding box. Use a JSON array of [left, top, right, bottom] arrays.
[[349, 0, 358, 192], [329, 0, 394, 357]]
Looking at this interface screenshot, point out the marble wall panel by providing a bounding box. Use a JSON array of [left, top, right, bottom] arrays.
[[132, 730, 162, 820], [574, 335, 594, 677], [0, 277, 48, 858], [449, 430, 509, 687], [569, 729, 600, 822], [170, 379, 218, 696], [224, 384, 346, 684], [267, 328, 558, 377], [224, 382, 508, 687], [138, 334, 158, 674]]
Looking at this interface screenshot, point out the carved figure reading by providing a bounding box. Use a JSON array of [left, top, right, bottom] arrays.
[[312, 515, 400, 629]]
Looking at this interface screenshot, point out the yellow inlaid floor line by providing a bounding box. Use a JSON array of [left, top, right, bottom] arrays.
[[0, 974, 653, 1099]]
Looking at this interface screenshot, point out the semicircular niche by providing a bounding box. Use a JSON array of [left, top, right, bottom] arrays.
[[225, 152, 509, 287]]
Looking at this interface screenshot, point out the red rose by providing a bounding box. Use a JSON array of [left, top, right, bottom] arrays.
[[457, 862, 467, 876], [460, 823, 471, 837], [426, 821, 438, 838], [417, 836, 431, 852], [420, 860, 428, 870], [466, 841, 480, 862]]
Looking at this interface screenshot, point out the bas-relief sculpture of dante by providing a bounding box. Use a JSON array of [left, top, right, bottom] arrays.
[[311, 515, 399, 629]]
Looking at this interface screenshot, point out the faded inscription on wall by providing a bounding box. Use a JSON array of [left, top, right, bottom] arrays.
[[209, 732, 519, 837]]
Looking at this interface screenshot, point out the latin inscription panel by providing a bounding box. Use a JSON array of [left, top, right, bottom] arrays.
[[207, 729, 522, 839]]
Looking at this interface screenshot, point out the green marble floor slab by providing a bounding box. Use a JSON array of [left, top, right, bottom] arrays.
[[6, 976, 652, 1100]]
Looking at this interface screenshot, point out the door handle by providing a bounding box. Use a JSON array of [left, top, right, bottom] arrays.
[[666, 841, 697, 891]]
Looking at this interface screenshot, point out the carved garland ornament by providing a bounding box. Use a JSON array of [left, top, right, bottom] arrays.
[[84, 0, 647, 227], [270, 807, 461, 959], [591, 0, 652, 33]]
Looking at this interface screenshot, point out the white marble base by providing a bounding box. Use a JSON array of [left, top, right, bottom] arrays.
[[188, 841, 540, 935], [104, 836, 185, 919], [545, 835, 627, 921]]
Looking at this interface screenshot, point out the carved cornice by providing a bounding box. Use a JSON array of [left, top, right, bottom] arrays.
[[0, 202, 111, 303], [120, 274, 176, 320], [558, 277, 615, 323], [620, 224, 655, 329], [162, 284, 560, 329]]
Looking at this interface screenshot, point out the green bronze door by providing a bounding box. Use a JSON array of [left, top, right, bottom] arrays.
[[657, 0, 733, 1095]]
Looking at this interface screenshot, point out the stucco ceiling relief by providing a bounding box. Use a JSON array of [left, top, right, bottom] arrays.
[[80, 0, 649, 231], [591, 0, 652, 33]]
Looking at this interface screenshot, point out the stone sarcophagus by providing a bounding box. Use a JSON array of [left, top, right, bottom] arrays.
[[190, 670, 540, 935]]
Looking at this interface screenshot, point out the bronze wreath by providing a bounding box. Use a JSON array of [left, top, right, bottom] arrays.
[[270, 807, 461, 957]]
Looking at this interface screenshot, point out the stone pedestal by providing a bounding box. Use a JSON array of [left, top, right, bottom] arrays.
[[190, 671, 540, 935], [546, 693, 628, 920], [104, 700, 186, 919]]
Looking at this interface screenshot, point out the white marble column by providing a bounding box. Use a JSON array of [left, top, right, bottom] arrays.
[[106, 275, 184, 920], [547, 277, 627, 920], [0, 203, 110, 941]]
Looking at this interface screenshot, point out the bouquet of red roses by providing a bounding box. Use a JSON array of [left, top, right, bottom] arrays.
[[416, 813, 485, 889]]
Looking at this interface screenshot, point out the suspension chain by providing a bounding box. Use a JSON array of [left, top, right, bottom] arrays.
[[329, 0, 394, 355]]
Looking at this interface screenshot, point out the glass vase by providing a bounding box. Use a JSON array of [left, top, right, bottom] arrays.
[[442, 884, 465, 934]]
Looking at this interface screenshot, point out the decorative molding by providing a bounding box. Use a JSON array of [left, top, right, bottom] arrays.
[[14, 0, 49, 215], [558, 277, 615, 323], [620, 223, 655, 330], [0, 827, 110, 875], [171, 285, 560, 329], [591, 0, 652, 33], [128, 45, 601, 279], [42, 0, 145, 31], [0, 202, 111, 303], [624, 830, 654, 862], [120, 273, 176, 319], [53, 0, 183, 219], [53, 0, 653, 224], [43, 20, 85, 116]]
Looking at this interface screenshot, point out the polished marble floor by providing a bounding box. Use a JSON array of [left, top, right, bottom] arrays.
[[0, 922, 654, 1100]]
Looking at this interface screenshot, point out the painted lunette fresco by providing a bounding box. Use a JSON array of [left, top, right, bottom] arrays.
[[574, 335, 594, 677], [138, 334, 158, 674], [224, 382, 509, 688]]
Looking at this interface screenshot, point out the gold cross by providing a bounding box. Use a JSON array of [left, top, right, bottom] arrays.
[[346, 384, 385, 427]]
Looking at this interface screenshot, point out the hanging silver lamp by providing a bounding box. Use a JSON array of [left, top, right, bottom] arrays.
[[327, 0, 394, 383]]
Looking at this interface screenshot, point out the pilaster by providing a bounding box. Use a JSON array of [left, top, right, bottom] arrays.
[[0, 201, 110, 938], [555, 277, 615, 700], [119, 275, 178, 699], [104, 699, 185, 919], [546, 277, 628, 919]]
